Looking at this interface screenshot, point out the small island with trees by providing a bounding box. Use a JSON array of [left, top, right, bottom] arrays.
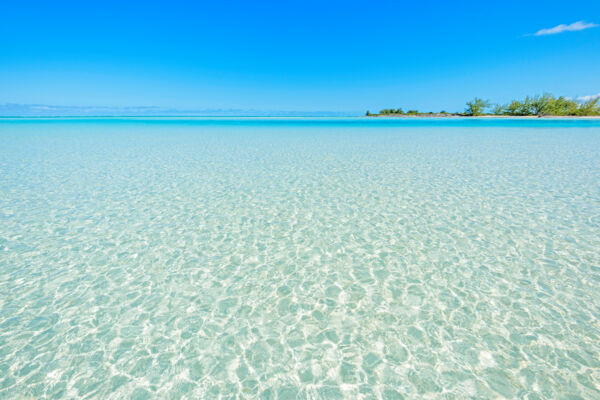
[[366, 94, 600, 117]]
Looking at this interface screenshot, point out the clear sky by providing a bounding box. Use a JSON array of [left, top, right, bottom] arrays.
[[1, 0, 599, 114]]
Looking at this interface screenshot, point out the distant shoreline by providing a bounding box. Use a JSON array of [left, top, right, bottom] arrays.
[[369, 94, 600, 118], [365, 114, 600, 119]]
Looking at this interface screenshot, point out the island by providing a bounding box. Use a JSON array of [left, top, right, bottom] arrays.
[[366, 94, 600, 117]]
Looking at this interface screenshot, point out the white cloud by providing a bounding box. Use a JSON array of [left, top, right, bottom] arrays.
[[532, 21, 598, 36], [577, 93, 600, 102]]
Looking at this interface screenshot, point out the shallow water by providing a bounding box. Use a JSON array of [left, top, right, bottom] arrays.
[[1, 118, 599, 399]]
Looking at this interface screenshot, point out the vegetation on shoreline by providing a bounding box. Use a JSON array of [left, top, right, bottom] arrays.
[[367, 94, 600, 117]]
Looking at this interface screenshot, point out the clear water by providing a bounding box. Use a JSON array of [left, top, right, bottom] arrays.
[[1, 118, 599, 399]]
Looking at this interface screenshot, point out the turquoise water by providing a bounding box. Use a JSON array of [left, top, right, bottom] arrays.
[[1, 118, 599, 399]]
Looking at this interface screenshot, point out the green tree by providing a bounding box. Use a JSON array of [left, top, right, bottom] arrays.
[[464, 98, 490, 116], [529, 94, 554, 116], [552, 96, 578, 115], [503, 99, 533, 116], [577, 98, 600, 116], [492, 104, 504, 115], [503, 100, 521, 115]]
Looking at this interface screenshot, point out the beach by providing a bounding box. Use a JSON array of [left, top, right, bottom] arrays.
[[366, 114, 600, 119]]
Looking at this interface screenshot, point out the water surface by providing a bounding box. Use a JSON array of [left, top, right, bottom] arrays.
[[1, 118, 599, 399]]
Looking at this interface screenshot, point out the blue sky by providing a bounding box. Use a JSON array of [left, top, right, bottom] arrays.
[[1, 0, 599, 114]]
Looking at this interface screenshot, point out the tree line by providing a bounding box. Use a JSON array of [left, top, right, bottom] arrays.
[[367, 94, 600, 116]]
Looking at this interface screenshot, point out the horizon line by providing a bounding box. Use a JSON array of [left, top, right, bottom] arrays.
[[0, 103, 361, 117], [0, 115, 365, 118]]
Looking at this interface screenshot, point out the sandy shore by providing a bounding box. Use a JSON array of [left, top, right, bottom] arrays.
[[366, 114, 600, 119]]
